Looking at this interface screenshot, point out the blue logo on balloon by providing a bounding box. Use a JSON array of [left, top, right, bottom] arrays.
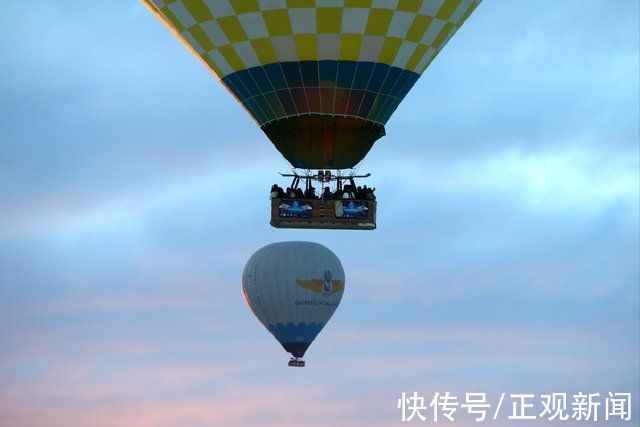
[[322, 270, 333, 296]]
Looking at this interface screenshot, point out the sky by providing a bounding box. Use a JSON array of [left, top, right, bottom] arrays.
[[0, 1, 638, 426]]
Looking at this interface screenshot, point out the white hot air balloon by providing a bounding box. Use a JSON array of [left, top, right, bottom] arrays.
[[242, 241, 345, 367]]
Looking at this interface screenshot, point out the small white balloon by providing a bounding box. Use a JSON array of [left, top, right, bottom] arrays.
[[242, 241, 345, 358]]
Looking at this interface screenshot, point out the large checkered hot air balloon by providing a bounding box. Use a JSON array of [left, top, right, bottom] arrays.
[[143, 0, 481, 169]]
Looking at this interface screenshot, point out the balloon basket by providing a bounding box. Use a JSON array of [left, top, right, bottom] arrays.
[[288, 358, 306, 368], [271, 170, 377, 230]]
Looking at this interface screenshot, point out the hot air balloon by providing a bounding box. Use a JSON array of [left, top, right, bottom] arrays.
[[242, 241, 345, 367], [143, 0, 482, 229]]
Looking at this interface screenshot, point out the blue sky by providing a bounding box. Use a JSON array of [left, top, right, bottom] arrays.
[[0, 1, 638, 426]]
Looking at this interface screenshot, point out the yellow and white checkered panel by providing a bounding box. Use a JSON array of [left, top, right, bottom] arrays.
[[146, 0, 480, 77], [143, 0, 481, 125]]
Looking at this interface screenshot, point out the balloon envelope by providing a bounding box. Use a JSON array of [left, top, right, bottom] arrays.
[[242, 241, 345, 358], [144, 0, 481, 168]]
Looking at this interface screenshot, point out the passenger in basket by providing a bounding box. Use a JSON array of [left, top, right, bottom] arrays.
[[270, 184, 279, 199], [322, 187, 333, 199], [342, 185, 354, 199], [304, 187, 317, 199]]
